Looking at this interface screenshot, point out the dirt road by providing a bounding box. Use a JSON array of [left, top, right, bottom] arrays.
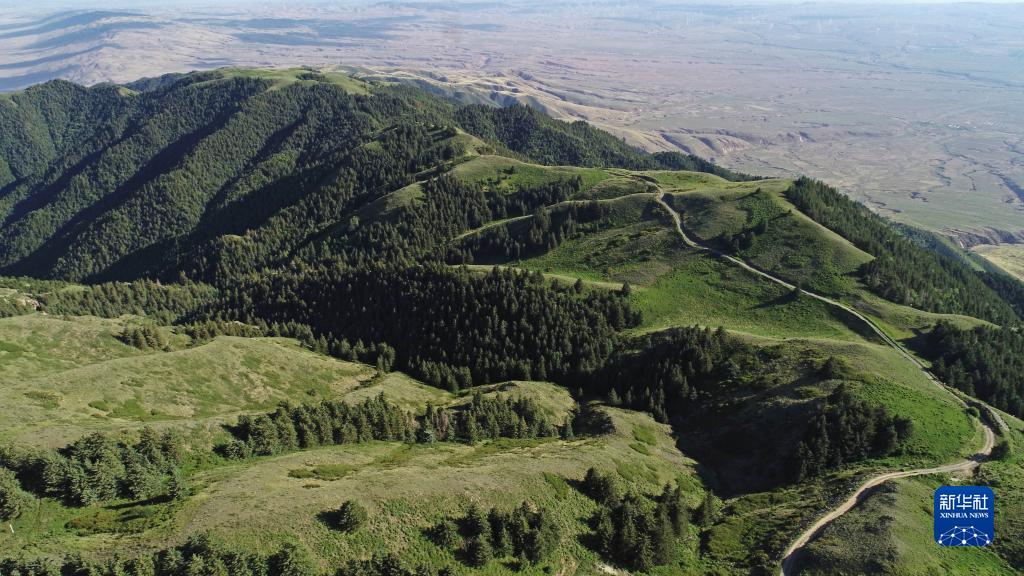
[[778, 424, 994, 575], [651, 190, 1001, 576]]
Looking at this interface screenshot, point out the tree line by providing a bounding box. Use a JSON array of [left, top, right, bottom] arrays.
[[581, 468, 691, 571], [314, 175, 591, 271], [0, 391, 612, 522], [420, 392, 561, 443], [318, 174, 495, 269], [207, 265, 638, 390], [180, 319, 265, 344], [594, 326, 748, 423], [220, 391, 612, 461], [925, 321, 1024, 417], [0, 533, 410, 576], [448, 200, 612, 265], [431, 501, 561, 568], [0, 277, 216, 323], [792, 383, 913, 482], [595, 328, 916, 489], [786, 177, 1021, 325], [0, 276, 216, 324], [118, 324, 170, 351], [485, 175, 583, 219], [220, 393, 413, 459], [0, 427, 186, 508]]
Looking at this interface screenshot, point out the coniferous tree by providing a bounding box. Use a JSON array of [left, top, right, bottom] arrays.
[[697, 491, 719, 529], [268, 543, 318, 576], [0, 467, 28, 521], [466, 537, 492, 567], [332, 500, 368, 533]]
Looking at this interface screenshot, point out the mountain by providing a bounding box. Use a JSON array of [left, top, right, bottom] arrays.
[[0, 68, 1022, 576], [0, 68, 744, 284]]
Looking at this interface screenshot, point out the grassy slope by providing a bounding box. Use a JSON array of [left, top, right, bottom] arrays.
[[780, 337, 981, 465], [340, 371, 454, 412], [655, 174, 992, 341], [796, 475, 1013, 575], [451, 154, 612, 194], [784, 408, 1024, 575], [445, 165, 982, 570], [978, 411, 1024, 572], [450, 160, 990, 344], [379, 157, 1005, 573], [851, 290, 993, 344], [0, 143, 1012, 572], [374, 151, 986, 348], [442, 163, 995, 571], [699, 336, 984, 572], [660, 175, 871, 296], [973, 244, 1024, 282], [176, 406, 697, 575], [0, 315, 375, 447], [3, 379, 708, 575], [457, 185, 872, 341]]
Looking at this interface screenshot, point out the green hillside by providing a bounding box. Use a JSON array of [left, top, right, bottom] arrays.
[[0, 69, 737, 284], [2, 376, 706, 575], [796, 475, 1014, 575], [0, 315, 378, 447], [794, 405, 1024, 576], [455, 190, 871, 341], [660, 177, 872, 296], [1, 68, 1023, 576]]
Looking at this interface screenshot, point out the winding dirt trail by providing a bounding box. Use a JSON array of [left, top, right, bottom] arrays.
[[651, 190, 1001, 576], [779, 425, 994, 576]]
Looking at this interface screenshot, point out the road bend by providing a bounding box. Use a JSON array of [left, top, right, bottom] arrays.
[[650, 190, 1002, 576]]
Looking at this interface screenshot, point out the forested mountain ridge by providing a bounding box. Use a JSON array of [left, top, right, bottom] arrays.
[[0, 68, 742, 283]]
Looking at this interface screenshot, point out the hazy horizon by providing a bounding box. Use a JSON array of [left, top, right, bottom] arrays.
[[10, 0, 1024, 10], [2, 0, 1023, 243]]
